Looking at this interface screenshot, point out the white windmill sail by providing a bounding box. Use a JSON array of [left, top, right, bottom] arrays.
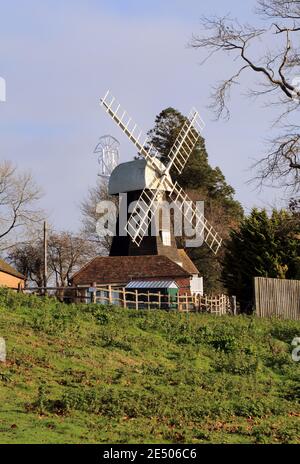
[[101, 91, 159, 174], [124, 107, 211, 248], [124, 108, 206, 245], [167, 109, 205, 174], [126, 189, 162, 247], [167, 180, 222, 255]]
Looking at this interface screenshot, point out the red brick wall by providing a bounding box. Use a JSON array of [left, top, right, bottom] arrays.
[[175, 278, 191, 295]]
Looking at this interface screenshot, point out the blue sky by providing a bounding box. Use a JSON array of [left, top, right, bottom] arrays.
[[0, 0, 287, 231]]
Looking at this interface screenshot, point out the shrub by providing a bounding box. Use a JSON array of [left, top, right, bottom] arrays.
[[214, 352, 259, 375], [270, 323, 299, 344]]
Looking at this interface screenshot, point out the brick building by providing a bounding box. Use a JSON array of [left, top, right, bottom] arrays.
[[72, 255, 191, 291], [71, 254, 203, 301]]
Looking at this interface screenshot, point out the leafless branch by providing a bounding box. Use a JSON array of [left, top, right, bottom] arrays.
[[0, 161, 43, 241], [256, 0, 300, 20], [190, 3, 300, 190], [253, 131, 300, 190]]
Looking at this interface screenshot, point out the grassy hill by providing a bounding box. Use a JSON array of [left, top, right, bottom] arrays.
[[0, 288, 299, 444]]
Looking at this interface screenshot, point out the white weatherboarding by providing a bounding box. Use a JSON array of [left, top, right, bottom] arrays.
[[100, 90, 222, 254]]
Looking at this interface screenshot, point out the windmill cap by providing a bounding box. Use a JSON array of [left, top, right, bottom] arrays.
[[108, 158, 172, 194]]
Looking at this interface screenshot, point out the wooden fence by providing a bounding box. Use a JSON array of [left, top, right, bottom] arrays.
[[254, 277, 300, 320], [19, 285, 235, 315]]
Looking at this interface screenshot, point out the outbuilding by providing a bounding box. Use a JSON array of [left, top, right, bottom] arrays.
[[0, 258, 25, 290], [126, 279, 179, 309], [70, 254, 203, 303]]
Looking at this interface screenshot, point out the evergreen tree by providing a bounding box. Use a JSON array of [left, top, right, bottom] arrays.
[[147, 108, 243, 292], [222, 208, 300, 313]]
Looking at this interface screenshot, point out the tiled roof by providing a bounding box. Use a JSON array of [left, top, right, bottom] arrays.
[[177, 249, 199, 275], [0, 258, 25, 279], [71, 255, 190, 285]]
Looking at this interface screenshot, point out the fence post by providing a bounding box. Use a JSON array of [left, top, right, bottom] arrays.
[[122, 288, 126, 308], [194, 295, 197, 312], [75, 285, 78, 304], [158, 291, 161, 309], [135, 290, 138, 310], [92, 282, 97, 304], [108, 285, 112, 304], [231, 295, 237, 315]]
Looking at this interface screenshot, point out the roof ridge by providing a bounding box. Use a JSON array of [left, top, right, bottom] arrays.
[[0, 258, 25, 280], [71, 254, 191, 285], [70, 255, 103, 280]]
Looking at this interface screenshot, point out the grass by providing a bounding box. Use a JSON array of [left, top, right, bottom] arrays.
[[0, 287, 299, 444]]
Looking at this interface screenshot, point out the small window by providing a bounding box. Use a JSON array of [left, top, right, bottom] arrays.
[[161, 230, 171, 246]]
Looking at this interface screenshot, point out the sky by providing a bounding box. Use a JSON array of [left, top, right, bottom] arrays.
[[0, 0, 290, 232]]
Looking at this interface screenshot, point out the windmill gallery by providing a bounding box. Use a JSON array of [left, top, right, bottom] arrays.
[[71, 91, 222, 299]]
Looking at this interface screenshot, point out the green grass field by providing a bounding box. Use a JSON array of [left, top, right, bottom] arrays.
[[0, 288, 299, 444]]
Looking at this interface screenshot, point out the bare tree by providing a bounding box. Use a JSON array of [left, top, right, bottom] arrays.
[[0, 161, 43, 245], [7, 240, 45, 287], [80, 179, 117, 254], [190, 0, 300, 191], [48, 231, 94, 287], [8, 230, 95, 288]]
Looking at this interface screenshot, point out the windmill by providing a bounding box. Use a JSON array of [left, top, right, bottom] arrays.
[[94, 135, 120, 179], [100, 90, 222, 255]]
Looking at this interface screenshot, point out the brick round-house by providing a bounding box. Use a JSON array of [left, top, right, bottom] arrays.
[[71, 253, 203, 296]]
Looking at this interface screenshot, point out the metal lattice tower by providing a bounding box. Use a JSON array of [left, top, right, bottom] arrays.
[[94, 135, 120, 179]]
